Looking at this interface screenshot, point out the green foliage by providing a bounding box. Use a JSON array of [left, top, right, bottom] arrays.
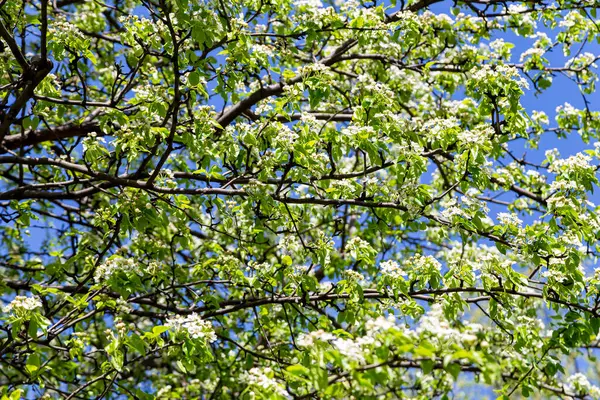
[[0, 0, 600, 398]]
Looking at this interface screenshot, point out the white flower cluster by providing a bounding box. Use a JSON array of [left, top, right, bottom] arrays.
[[531, 110, 549, 125], [343, 270, 365, 282], [580, 212, 600, 233], [297, 329, 335, 347], [299, 311, 486, 370], [329, 178, 356, 196], [548, 153, 594, 175], [541, 268, 567, 284], [94, 257, 139, 282], [531, 32, 551, 48], [3, 295, 42, 315], [159, 168, 177, 187], [490, 166, 515, 187], [294, 0, 322, 9], [439, 99, 477, 119], [439, 242, 509, 281], [333, 337, 369, 363], [547, 194, 579, 213], [555, 102, 579, 119], [255, 101, 273, 114], [165, 313, 217, 342], [471, 64, 529, 89], [407, 254, 442, 273], [417, 304, 479, 344], [440, 198, 467, 221], [230, 15, 249, 30], [82, 132, 107, 154], [496, 212, 523, 227], [380, 260, 405, 279], [133, 82, 167, 105], [278, 235, 303, 255], [353, 74, 394, 98], [505, 4, 537, 29], [525, 170, 546, 186], [420, 117, 459, 141], [559, 231, 583, 247], [559, 10, 585, 29], [273, 125, 299, 149], [298, 324, 384, 364], [299, 112, 318, 125], [507, 4, 528, 14], [155, 386, 173, 398], [420, 10, 453, 25], [245, 179, 268, 197], [544, 148, 560, 163], [304, 152, 330, 179], [48, 16, 85, 43], [242, 367, 290, 398], [566, 52, 598, 69], [346, 237, 372, 256], [520, 47, 545, 62], [341, 125, 376, 142], [566, 373, 600, 397], [365, 314, 397, 334], [251, 44, 274, 59], [457, 124, 494, 146], [550, 179, 582, 192], [489, 38, 511, 59], [298, 62, 332, 77]]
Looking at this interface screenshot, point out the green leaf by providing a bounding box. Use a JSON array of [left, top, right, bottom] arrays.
[[421, 359, 434, 374], [176, 360, 187, 373], [153, 326, 169, 336], [26, 353, 41, 374], [445, 363, 461, 380], [127, 334, 147, 356], [110, 350, 124, 372], [286, 364, 310, 376], [414, 345, 434, 358], [189, 71, 201, 86]]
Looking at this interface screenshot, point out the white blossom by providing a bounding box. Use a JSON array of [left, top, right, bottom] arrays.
[[408, 254, 442, 272], [274, 125, 299, 148], [156, 386, 172, 398], [496, 212, 523, 227], [489, 39, 506, 53], [507, 4, 528, 14], [165, 313, 217, 342], [457, 124, 494, 145], [565, 52, 598, 69], [297, 330, 336, 347], [549, 153, 594, 174], [471, 64, 529, 89], [242, 367, 290, 398], [365, 314, 397, 333], [566, 373, 597, 395], [520, 47, 545, 62], [343, 269, 365, 281], [3, 295, 42, 314], [94, 257, 139, 282], [531, 110, 549, 125], [332, 338, 365, 363], [251, 44, 274, 58], [294, 0, 322, 9], [380, 260, 405, 278], [556, 102, 578, 116]]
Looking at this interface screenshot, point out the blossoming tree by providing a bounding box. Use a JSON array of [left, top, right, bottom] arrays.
[[1, 0, 600, 398]]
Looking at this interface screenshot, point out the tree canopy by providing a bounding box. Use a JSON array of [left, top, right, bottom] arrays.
[[1, 0, 600, 398]]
